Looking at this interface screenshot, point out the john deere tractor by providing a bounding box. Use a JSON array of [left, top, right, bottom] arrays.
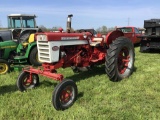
[[0, 14, 42, 74]]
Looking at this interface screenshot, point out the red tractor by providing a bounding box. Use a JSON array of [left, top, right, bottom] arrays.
[[16, 14, 135, 110]]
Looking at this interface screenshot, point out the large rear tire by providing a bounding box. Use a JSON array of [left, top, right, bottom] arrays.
[[29, 47, 42, 66], [52, 79, 78, 110], [0, 59, 10, 74], [105, 37, 135, 82]]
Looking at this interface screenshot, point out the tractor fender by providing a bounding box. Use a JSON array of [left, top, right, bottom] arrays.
[[105, 30, 124, 46]]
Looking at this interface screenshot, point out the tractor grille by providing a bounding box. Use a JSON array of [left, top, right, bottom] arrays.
[[37, 41, 51, 63]]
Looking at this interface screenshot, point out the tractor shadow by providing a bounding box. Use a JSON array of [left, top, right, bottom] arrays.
[[66, 65, 106, 82], [146, 49, 160, 54], [139, 49, 160, 54], [66, 65, 136, 101], [40, 80, 57, 86], [67, 64, 137, 82], [134, 43, 140, 48], [64, 65, 106, 100], [0, 84, 17, 95]]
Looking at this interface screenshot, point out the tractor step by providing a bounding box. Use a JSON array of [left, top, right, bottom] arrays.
[[10, 64, 25, 71], [90, 41, 101, 46], [14, 56, 27, 63], [14, 55, 27, 59]]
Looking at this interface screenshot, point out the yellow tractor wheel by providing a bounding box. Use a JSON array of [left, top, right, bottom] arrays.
[[0, 60, 9, 74]]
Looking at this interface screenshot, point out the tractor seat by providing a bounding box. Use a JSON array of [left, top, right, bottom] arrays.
[[22, 34, 35, 47], [90, 37, 104, 46]]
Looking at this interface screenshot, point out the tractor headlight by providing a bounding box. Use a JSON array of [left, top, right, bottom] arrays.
[[83, 33, 87, 39], [37, 35, 48, 41]]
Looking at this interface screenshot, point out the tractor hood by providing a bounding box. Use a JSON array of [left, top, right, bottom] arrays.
[[36, 32, 92, 41]]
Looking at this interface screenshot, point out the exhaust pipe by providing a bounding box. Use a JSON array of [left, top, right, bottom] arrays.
[[67, 14, 73, 32]]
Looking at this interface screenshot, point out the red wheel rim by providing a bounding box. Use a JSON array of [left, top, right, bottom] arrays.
[[22, 74, 37, 88], [118, 47, 130, 74], [23, 76, 32, 86], [59, 86, 73, 105]]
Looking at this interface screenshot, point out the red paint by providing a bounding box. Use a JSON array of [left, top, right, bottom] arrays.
[[118, 47, 130, 74], [105, 30, 124, 45], [23, 29, 129, 82], [116, 26, 142, 44], [36, 32, 92, 41], [60, 86, 73, 103]]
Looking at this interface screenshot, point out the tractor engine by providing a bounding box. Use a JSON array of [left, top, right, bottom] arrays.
[[36, 32, 92, 69], [61, 45, 90, 67]]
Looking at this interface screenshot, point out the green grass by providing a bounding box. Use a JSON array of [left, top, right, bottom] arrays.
[[1, 47, 160, 120]]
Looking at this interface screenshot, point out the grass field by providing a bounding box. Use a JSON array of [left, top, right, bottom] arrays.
[[0, 46, 160, 120]]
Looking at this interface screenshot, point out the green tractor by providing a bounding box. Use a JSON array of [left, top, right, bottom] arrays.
[[0, 14, 42, 74]]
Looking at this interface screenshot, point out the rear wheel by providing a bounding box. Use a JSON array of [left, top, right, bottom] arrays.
[[105, 37, 135, 82], [29, 47, 42, 66], [0, 59, 9, 74], [17, 71, 39, 91], [140, 40, 150, 53], [52, 79, 78, 110]]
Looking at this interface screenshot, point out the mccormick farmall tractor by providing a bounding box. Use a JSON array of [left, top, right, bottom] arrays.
[[0, 14, 41, 74], [17, 14, 135, 110]]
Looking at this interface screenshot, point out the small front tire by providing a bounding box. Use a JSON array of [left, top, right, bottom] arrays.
[[52, 79, 78, 110], [17, 71, 39, 91]]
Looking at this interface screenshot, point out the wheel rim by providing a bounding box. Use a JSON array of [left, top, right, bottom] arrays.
[[118, 47, 130, 74], [22, 74, 37, 89], [59, 86, 75, 107], [0, 63, 8, 74]]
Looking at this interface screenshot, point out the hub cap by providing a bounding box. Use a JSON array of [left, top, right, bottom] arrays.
[[0, 63, 8, 74], [118, 47, 130, 74], [59, 86, 74, 107]]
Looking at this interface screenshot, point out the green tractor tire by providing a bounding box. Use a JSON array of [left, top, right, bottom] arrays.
[[0, 59, 10, 74]]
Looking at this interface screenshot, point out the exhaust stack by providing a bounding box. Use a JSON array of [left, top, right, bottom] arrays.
[[67, 14, 73, 32]]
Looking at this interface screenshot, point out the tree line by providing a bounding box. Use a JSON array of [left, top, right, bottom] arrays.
[[0, 25, 116, 34], [38, 25, 116, 34]]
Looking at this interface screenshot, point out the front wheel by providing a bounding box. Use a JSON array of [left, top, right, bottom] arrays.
[[17, 71, 39, 91], [0, 59, 10, 74], [105, 37, 135, 82], [52, 79, 78, 110]]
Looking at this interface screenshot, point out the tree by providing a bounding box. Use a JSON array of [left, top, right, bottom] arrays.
[[52, 26, 59, 31], [101, 26, 107, 34], [39, 25, 47, 31], [96, 25, 107, 34]]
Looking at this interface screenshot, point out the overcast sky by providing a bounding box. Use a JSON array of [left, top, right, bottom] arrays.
[[0, 0, 160, 30]]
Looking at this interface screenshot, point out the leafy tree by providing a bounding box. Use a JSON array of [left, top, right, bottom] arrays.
[[101, 26, 107, 34], [96, 26, 117, 34], [39, 25, 48, 31], [96, 25, 107, 34]]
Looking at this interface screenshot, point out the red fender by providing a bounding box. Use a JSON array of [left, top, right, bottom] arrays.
[[105, 30, 124, 46]]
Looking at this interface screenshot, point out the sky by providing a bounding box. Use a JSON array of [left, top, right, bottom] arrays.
[[0, 0, 160, 30]]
